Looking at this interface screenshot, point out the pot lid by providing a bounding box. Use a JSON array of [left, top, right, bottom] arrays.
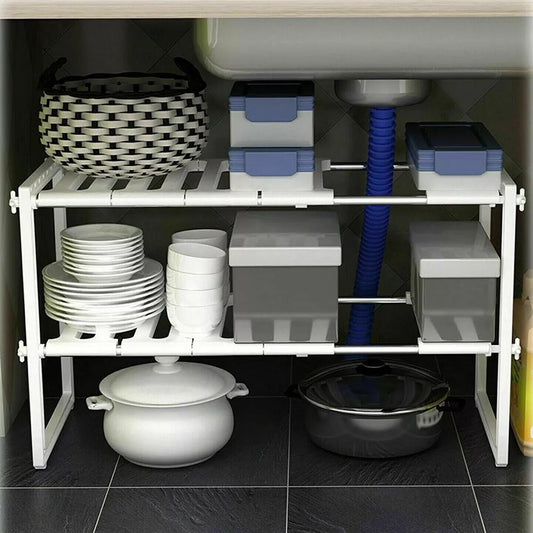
[[298, 359, 449, 416], [99, 358, 236, 408]]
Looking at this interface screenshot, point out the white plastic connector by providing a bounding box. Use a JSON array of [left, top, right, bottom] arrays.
[[517, 188, 526, 212], [17, 340, 26, 362], [512, 337, 522, 360], [9, 191, 19, 214]]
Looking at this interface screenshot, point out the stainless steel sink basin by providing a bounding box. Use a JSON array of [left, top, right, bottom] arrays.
[[194, 17, 531, 79]]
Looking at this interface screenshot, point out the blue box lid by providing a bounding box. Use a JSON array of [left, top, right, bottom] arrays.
[[406, 122, 503, 175], [229, 148, 314, 176], [230, 81, 314, 122]]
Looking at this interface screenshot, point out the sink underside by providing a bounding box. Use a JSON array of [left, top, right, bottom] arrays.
[[194, 18, 532, 79]]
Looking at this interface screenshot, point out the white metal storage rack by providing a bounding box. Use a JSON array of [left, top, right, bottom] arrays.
[[10, 157, 526, 469]]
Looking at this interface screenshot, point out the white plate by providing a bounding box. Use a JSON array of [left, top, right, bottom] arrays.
[[46, 308, 164, 335], [63, 257, 144, 271], [61, 241, 144, 256], [45, 294, 165, 317], [61, 224, 142, 245], [62, 246, 144, 261], [63, 267, 144, 284], [45, 282, 164, 303], [63, 251, 144, 265], [44, 272, 163, 294], [43, 259, 162, 288], [46, 300, 165, 324], [44, 277, 163, 298], [62, 257, 145, 274]]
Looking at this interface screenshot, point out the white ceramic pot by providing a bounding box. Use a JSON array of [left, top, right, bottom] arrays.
[[86, 358, 249, 468]]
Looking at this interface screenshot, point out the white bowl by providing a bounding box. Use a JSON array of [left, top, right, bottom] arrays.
[[167, 243, 226, 274], [166, 265, 225, 290], [166, 284, 224, 307], [171, 229, 227, 251], [166, 302, 224, 336]]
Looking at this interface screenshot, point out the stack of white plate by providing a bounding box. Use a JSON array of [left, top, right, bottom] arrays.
[[166, 230, 229, 337], [43, 259, 165, 334], [61, 224, 144, 283]]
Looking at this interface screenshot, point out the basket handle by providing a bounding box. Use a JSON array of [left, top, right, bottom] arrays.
[[38, 57, 67, 90], [173, 57, 206, 93]]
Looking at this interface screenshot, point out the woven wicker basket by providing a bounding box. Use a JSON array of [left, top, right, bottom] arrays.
[[39, 57, 209, 180]]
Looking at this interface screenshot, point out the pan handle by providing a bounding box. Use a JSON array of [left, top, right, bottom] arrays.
[[437, 397, 466, 413]]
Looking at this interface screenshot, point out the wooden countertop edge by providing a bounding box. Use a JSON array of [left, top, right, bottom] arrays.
[[1, 0, 532, 20]]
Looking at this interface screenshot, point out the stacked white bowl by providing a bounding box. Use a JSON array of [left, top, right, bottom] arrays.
[[166, 229, 229, 337], [43, 224, 165, 334]]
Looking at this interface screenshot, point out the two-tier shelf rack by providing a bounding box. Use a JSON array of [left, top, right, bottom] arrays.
[[10, 157, 526, 468]]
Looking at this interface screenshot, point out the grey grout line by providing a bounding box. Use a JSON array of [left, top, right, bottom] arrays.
[[289, 485, 473, 489], [285, 358, 294, 533], [451, 413, 487, 533], [2, 484, 531, 490], [92, 455, 120, 533]]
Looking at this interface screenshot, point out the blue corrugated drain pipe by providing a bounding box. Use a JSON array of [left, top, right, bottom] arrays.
[[347, 107, 396, 349]]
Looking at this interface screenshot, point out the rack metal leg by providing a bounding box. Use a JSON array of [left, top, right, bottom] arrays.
[[19, 189, 47, 468], [475, 177, 517, 466], [18, 165, 75, 469], [475, 205, 491, 396], [54, 200, 74, 398]]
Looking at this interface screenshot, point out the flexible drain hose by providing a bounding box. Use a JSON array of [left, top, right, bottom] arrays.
[[347, 107, 396, 347]]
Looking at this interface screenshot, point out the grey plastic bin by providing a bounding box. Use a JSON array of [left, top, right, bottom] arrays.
[[410, 221, 500, 342], [229, 211, 341, 343]]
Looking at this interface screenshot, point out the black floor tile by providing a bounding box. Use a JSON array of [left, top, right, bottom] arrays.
[[2, 488, 105, 533], [437, 355, 476, 396], [475, 486, 533, 533], [288, 487, 484, 533], [112, 398, 289, 487], [436, 354, 499, 397], [0, 400, 118, 487], [289, 401, 469, 486], [454, 399, 532, 485], [96, 488, 286, 533], [193, 355, 292, 397]]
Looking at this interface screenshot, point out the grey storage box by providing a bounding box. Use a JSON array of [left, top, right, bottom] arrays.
[[230, 81, 314, 147], [229, 211, 341, 343], [410, 221, 500, 342], [406, 122, 503, 191]]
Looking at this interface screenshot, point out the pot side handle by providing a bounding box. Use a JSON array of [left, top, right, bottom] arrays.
[[227, 383, 249, 399], [86, 395, 114, 411]]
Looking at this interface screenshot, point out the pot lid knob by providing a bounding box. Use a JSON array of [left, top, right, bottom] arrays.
[[154, 356, 181, 374], [358, 359, 391, 376]]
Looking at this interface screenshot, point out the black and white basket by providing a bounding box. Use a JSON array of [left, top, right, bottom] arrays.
[[38, 57, 209, 180]]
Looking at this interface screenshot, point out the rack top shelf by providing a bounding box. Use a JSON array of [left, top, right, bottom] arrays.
[[15, 158, 510, 210], [2, 0, 530, 20]]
